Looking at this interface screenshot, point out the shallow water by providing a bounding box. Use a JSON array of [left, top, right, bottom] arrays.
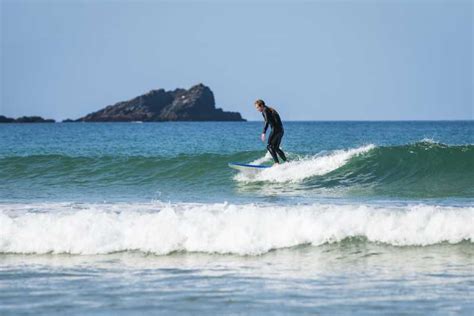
[[0, 121, 473, 314], [1, 243, 473, 315]]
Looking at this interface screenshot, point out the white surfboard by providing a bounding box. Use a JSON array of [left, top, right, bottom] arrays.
[[228, 162, 271, 172]]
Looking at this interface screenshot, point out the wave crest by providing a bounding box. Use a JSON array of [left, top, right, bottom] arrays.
[[234, 145, 375, 183]]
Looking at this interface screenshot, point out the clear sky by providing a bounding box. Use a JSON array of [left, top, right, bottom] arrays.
[[1, 0, 472, 121]]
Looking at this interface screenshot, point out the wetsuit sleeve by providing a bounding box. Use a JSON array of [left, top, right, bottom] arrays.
[[262, 111, 269, 134]]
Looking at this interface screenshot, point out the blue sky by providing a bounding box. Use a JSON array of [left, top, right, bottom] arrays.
[[1, 0, 472, 121]]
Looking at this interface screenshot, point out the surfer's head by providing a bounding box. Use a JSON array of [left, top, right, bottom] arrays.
[[255, 99, 265, 112]]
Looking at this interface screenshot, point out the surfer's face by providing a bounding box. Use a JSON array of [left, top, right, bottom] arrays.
[[255, 104, 264, 112]]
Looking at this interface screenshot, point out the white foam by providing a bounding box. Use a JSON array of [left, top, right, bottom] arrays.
[[420, 138, 439, 144], [0, 202, 472, 255], [235, 145, 375, 183]]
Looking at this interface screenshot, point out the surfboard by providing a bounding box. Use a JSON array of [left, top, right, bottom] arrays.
[[228, 162, 271, 171]]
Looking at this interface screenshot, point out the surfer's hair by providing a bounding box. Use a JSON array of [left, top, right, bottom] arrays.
[[255, 99, 265, 107]]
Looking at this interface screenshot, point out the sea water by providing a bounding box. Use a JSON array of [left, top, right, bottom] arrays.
[[0, 121, 473, 314]]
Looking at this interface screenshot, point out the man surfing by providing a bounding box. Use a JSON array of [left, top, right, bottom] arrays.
[[255, 99, 287, 164]]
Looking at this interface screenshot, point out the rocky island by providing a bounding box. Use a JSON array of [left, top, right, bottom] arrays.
[[77, 83, 245, 122]]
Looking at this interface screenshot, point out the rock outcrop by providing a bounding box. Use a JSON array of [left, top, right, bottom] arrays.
[[0, 115, 55, 123], [0, 115, 15, 123], [78, 84, 245, 122]]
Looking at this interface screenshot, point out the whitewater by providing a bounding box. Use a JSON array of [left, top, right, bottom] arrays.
[[235, 144, 375, 183], [1, 202, 472, 255]]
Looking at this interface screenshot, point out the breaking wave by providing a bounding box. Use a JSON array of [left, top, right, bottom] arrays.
[[235, 142, 474, 198], [1, 141, 473, 198], [0, 201, 472, 255]]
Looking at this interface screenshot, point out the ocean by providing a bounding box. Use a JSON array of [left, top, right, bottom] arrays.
[[0, 121, 473, 315]]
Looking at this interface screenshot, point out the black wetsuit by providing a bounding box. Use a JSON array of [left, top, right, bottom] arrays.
[[262, 106, 287, 163]]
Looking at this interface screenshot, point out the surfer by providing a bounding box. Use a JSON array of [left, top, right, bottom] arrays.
[[255, 99, 287, 164]]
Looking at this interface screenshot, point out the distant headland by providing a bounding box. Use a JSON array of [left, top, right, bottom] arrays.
[[0, 115, 56, 123], [0, 84, 245, 123]]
